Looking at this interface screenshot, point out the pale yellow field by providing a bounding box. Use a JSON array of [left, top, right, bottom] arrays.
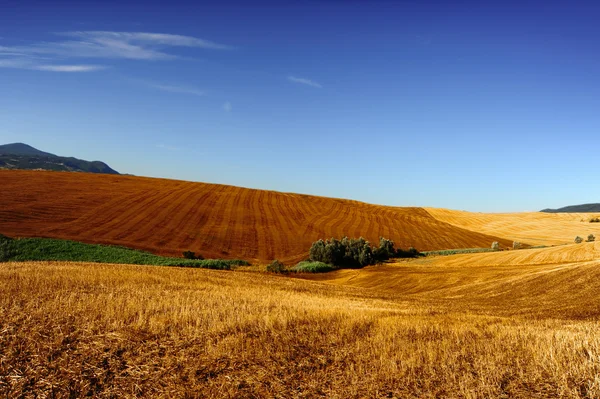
[[426, 207, 600, 246], [3, 248, 600, 398]]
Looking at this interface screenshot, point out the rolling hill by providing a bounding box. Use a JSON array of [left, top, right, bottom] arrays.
[[425, 207, 600, 246], [541, 203, 600, 213], [0, 170, 512, 262], [0, 143, 119, 174]]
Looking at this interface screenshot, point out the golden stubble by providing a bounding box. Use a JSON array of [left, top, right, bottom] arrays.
[[2, 254, 600, 398]]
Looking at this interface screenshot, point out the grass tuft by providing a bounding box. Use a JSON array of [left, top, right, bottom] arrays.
[[293, 261, 337, 273]]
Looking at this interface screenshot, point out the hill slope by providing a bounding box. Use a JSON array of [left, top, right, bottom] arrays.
[[0, 170, 512, 262], [0, 142, 56, 156], [0, 143, 119, 174], [425, 207, 600, 246], [541, 203, 600, 213]]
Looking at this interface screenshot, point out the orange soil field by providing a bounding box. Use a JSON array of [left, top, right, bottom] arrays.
[[0, 170, 511, 262]]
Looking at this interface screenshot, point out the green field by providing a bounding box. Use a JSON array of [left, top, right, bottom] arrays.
[[0, 235, 248, 270]]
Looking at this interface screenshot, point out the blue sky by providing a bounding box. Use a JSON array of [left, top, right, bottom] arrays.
[[1, 1, 599, 212]]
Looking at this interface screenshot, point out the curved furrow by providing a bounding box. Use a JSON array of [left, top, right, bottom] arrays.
[[199, 185, 238, 251], [263, 191, 291, 258], [279, 193, 303, 231], [97, 183, 190, 241], [253, 190, 275, 260], [78, 185, 180, 239], [318, 200, 348, 239], [181, 184, 228, 251], [43, 189, 153, 236], [328, 201, 355, 237], [221, 186, 246, 256], [126, 182, 201, 245], [300, 197, 337, 238], [160, 186, 213, 251], [235, 188, 259, 259]]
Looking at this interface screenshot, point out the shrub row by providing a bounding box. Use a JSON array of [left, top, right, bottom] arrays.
[[0, 235, 249, 270]]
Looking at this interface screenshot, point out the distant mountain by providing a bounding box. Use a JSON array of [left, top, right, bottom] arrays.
[[0, 143, 119, 175], [540, 204, 600, 213], [0, 142, 57, 157]]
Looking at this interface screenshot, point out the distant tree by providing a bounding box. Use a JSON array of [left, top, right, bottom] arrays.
[[309, 236, 411, 268], [267, 259, 286, 273], [373, 237, 395, 262], [491, 242, 500, 251], [587, 234, 596, 242], [182, 251, 203, 260], [575, 236, 584, 244], [512, 241, 521, 250]]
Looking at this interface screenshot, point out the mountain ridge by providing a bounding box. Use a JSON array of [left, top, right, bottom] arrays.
[[0, 142, 119, 175], [540, 204, 600, 213]]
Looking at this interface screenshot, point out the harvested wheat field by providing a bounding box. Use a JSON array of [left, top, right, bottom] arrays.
[[0, 170, 512, 262], [2, 251, 600, 398], [426, 208, 600, 247]]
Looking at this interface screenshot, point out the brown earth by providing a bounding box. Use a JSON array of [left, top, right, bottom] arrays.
[[0, 170, 512, 262]]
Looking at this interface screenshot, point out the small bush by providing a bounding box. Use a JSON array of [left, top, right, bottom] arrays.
[[266, 259, 286, 273], [183, 250, 196, 259], [575, 236, 583, 244], [512, 241, 521, 250], [423, 248, 496, 256], [587, 234, 595, 242], [293, 261, 337, 273], [227, 259, 251, 266], [187, 259, 231, 270], [590, 218, 600, 223], [491, 242, 500, 251], [0, 234, 16, 262], [395, 246, 422, 258]]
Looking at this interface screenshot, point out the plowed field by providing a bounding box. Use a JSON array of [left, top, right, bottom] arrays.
[[0, 170, 511, 262]]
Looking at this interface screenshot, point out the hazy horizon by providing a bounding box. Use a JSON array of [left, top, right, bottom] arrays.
[[2, 1, 599, 212]]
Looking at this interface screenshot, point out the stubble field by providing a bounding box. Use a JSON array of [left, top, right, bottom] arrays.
[[2, 243, 600, 398]]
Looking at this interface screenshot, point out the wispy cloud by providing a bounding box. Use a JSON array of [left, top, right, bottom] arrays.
[[0, 57, 104, 72], [0, 31, 232, 72], [147, 83, 205, 96], [33, 64, 105, 72], [288, 75, 322, 89], [222, 102, 232, 112]]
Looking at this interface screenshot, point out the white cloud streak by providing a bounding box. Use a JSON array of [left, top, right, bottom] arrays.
[[147, 83, 205, 96], [0, 57, 104, 72], [0, 31, 232, 72], [288, 75, 322, 88], [33, 64, 106, 72]]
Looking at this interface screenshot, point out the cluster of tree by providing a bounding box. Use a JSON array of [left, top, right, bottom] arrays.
[[492, 241, 522, 250], [575, 234, 595, 244], [308, 236, 420, 268]]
